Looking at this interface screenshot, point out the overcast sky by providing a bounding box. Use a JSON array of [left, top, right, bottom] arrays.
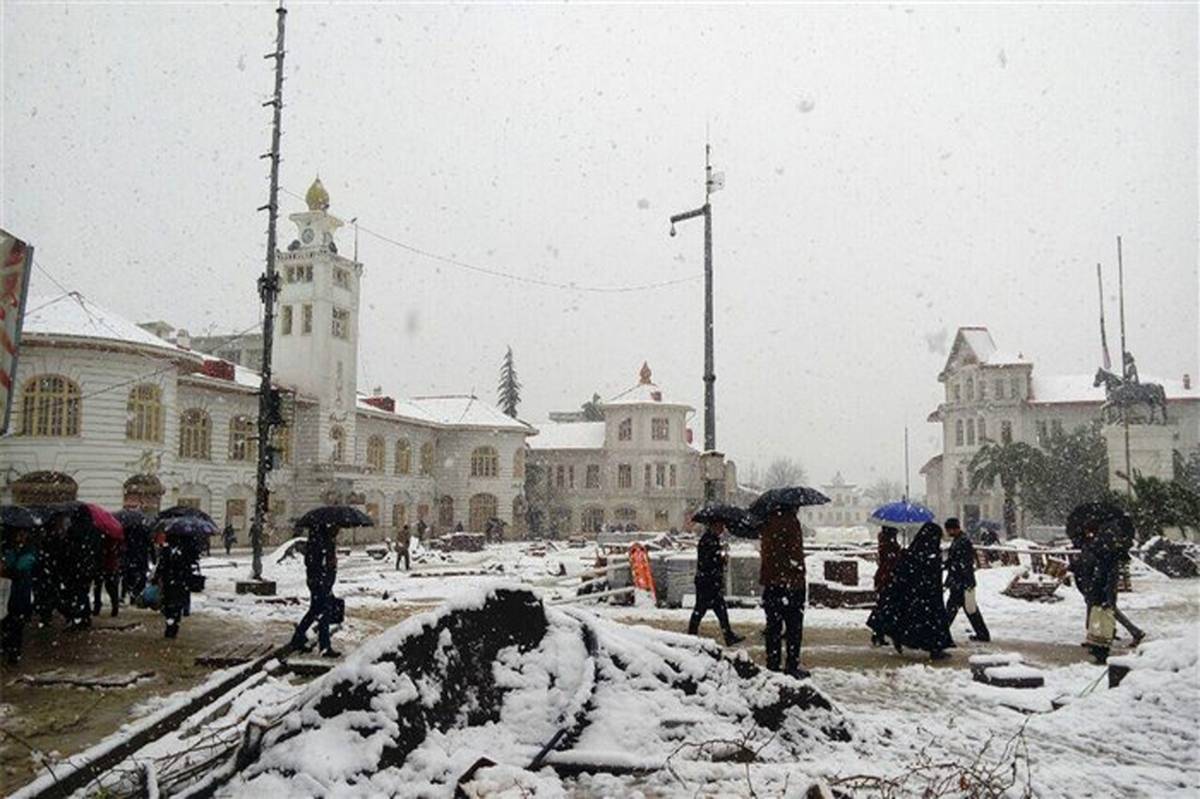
[[4, 2, 1197, 490]]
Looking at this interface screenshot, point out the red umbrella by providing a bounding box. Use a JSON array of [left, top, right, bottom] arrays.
[[87, 504, 124, 540]]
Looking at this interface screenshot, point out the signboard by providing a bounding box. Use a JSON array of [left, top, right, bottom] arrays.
[[0, 230, 34, 435]]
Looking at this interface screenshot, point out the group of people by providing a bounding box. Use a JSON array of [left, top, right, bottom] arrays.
[[0, 505, 208, 665], [686, 508, 1143, 676]]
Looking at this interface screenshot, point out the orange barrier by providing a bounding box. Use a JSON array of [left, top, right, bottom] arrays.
[[629, 542, 656, 602]]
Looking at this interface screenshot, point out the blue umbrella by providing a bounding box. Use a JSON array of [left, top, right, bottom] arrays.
[[867, 500, 935, 529], [162, 515, 218, 538]]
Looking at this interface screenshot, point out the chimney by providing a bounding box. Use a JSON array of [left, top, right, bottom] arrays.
[[1185, 374, 1192, 390], [364, 395, 396, 413], [176, 329, 191, 350], [200, 359, 235, 381]]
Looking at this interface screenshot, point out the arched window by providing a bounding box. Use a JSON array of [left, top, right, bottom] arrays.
[[271, 423, 291, 466], [178, 409, 211, 460], [468, 493, 498, 532], [126, 384, 164, 442], [21, 374, 81, 437], [229, 416, 257, 461], [420, 441, 435, 475], [618, 418, 633, 441], [512, 447, 526, 480], [330, 426, 346, 463], [614, 506, 638, 523], [582, 507, 605, 533], [395, 438, 412, 475], [438, 495, 455, 528], [366, 435, 385, 472], [470, 446, 499, 478], [955, 419, 964, 447]]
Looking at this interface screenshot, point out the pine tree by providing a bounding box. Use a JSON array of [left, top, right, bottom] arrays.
[[497, 346, 521, 418]]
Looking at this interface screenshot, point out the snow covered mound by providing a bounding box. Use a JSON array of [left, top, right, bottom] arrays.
[[224, 587, 851, 797]]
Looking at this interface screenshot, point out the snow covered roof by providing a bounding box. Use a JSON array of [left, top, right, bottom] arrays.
[[939, 327, 1030, 379], [959, 327, 996, 363], [1029, 374, 1200, 405], [601, 362, 693, 410], [527, 421, 606, 450], [22, 293, 199, 361], [406, 395, 535, 432]]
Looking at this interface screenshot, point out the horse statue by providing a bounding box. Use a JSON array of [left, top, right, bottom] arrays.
[[1093, 367, 1168, 425]]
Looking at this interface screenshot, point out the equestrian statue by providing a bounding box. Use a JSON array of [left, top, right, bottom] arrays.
[[1093, 352, 1168, 425]]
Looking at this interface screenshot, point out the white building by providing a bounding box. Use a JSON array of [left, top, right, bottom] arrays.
[[799, 473, 875, 528], [526, 363, 735, 533], [1, 178, 533, 543], [922, 326, 1200, 530]]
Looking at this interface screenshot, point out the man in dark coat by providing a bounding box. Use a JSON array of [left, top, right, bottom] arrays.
[[395, 524, 411, 571], [943, 518, 990, 642], [1073, 521, 1138, 663], [92, 534, 123, 617], [2, 526, 38, 664], [223, 524, 237, 555], [64, 510, 101, 630], [687, 521, 744, 646], [33, 514, 67, 626], [867, 522, 953, 660], [122, 520, 151, 605], [291, 526, 340, 657], [871, 526, 902, 646], [758, 509, 808, 678], [156, 532, 192, 639]]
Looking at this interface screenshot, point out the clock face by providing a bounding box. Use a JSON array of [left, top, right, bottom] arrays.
[[301, 228, 315, 244]]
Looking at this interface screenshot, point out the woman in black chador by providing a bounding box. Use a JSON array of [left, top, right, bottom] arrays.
[[867, 522, 954, 660]]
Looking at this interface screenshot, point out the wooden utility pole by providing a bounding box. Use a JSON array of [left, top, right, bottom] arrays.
[[247, 0, 288, 586]]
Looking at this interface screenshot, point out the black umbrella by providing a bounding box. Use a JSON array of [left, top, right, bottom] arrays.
[[295, 505, 375, 532], [691, 503, 747, 526], [162, 515, 219, 539], [156, 506, 216, 526], [748, 486, 830, 518], [1066, 501, 1135, 552], [0, 505, 41, 529], [115, 508, 153, 535]]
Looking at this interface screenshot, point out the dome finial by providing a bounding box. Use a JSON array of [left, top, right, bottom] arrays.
[[639, 361, 653, 385], [305, 175, 330, 211]]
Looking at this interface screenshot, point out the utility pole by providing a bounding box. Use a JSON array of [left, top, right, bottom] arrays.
[[670, 144, 723, 501], [245, 0, 288, 590]]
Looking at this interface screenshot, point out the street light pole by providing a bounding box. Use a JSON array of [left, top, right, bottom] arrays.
[[670, 144, 722, 502]]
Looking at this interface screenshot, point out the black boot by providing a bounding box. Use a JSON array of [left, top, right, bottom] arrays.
[[724, 630, 745, 646], [967, 611, 991, 642]]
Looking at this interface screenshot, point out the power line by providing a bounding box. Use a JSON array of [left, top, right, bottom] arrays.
[[280, 187, 700, 294]]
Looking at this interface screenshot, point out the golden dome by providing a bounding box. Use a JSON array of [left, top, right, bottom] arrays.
[[305, 176, 330, 211]]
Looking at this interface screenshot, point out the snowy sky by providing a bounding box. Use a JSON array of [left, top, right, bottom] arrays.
[[3, 2, 1197, 488]]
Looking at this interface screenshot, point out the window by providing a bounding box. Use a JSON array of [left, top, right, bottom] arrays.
[[966, 418, 976, 446], [229, 415, 257, 461], [468, 493, 498, 532], [333, 267, 351, 289], [285, 264, 313, 283], [367, 435, 385, 472], [618, 418, 632, 441], [471, 446, 499, 478], [977, 418, 986, 442], [585, 464, 600, 489], [651, 418, 669, 441], [952, 382, 961, 402], [966, 378, 975, 402], [393, 504, 407, 527], [618, 464, 632, 489], [395, 438, 412, 474], [332, 307, 350, 340], [655, 463, 666, 488], [301, 304, 313, 334], [556, 465, 566, 488], [21, 374, 81, 436], [1010, 376, 1022, 399], [420, 441, 435, 475], [978, 380, 987, 401], [280, 305, 293, 335], [669, 464, 677, 487], [179, 409, 211, 460], [513, 448, 525, 479], [330, 425, 346, 463], [271, 424, 291, 466], [1000, 420, 1013, 445], [644, 464, 652, 488], [582, 507, 605, 532], [615, 506, 637, 523], [568, 465, 575, 489], [955, 419, 964, 446], [126, 384, 164, 442], [994, 379, 1004, 400]]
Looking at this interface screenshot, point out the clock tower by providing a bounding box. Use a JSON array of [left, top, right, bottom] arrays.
[[272, 176, 363, 465]]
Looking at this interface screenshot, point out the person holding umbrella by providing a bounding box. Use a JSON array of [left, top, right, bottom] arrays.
[[156, 526, 194, 639], [115, 509, 152, 605], [291, 524, 341, 657], [1, 507, 41, 664], [867, 522, 954, 661], [871, 526, 902, 646], [942, 518, 990, 643], [686, 505, 746, 646]]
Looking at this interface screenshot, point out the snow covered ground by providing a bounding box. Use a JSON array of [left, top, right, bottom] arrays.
[[15, 538, 1199, 798]]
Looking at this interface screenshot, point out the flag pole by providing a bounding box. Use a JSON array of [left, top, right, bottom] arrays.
[[1117, 236, 1132, 494], [903, 425, 910, 502], [1097, 263, 1111, 371]]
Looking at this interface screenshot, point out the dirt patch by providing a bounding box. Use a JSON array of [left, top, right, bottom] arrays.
[[0, 605, 291, 795]]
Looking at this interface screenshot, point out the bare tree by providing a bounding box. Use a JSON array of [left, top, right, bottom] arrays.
[[864, 478, 905, 505], [762, 457, 807, 489]]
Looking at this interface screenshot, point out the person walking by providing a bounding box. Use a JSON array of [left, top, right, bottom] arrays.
[[871, 526, 902, 646], [92, 533, 123, 617], [867, 522, 954, 661], [156, 532, 192, 639], [1, 526, 38, 665], [122, 518, 151, 605], [758, 508, 809, 678], [395, 524, 411, 571], [291, 526, 340, 657], [64, 510, 100, 630], [687, 520, 744, 646], [222, 524, 237, 555], [943, 518, 990, 643]]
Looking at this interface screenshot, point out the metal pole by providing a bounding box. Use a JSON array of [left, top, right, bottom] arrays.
[[249, 0, 288, 581], [903, 426, 910, 501], [1117, 235, 1132, 493]]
